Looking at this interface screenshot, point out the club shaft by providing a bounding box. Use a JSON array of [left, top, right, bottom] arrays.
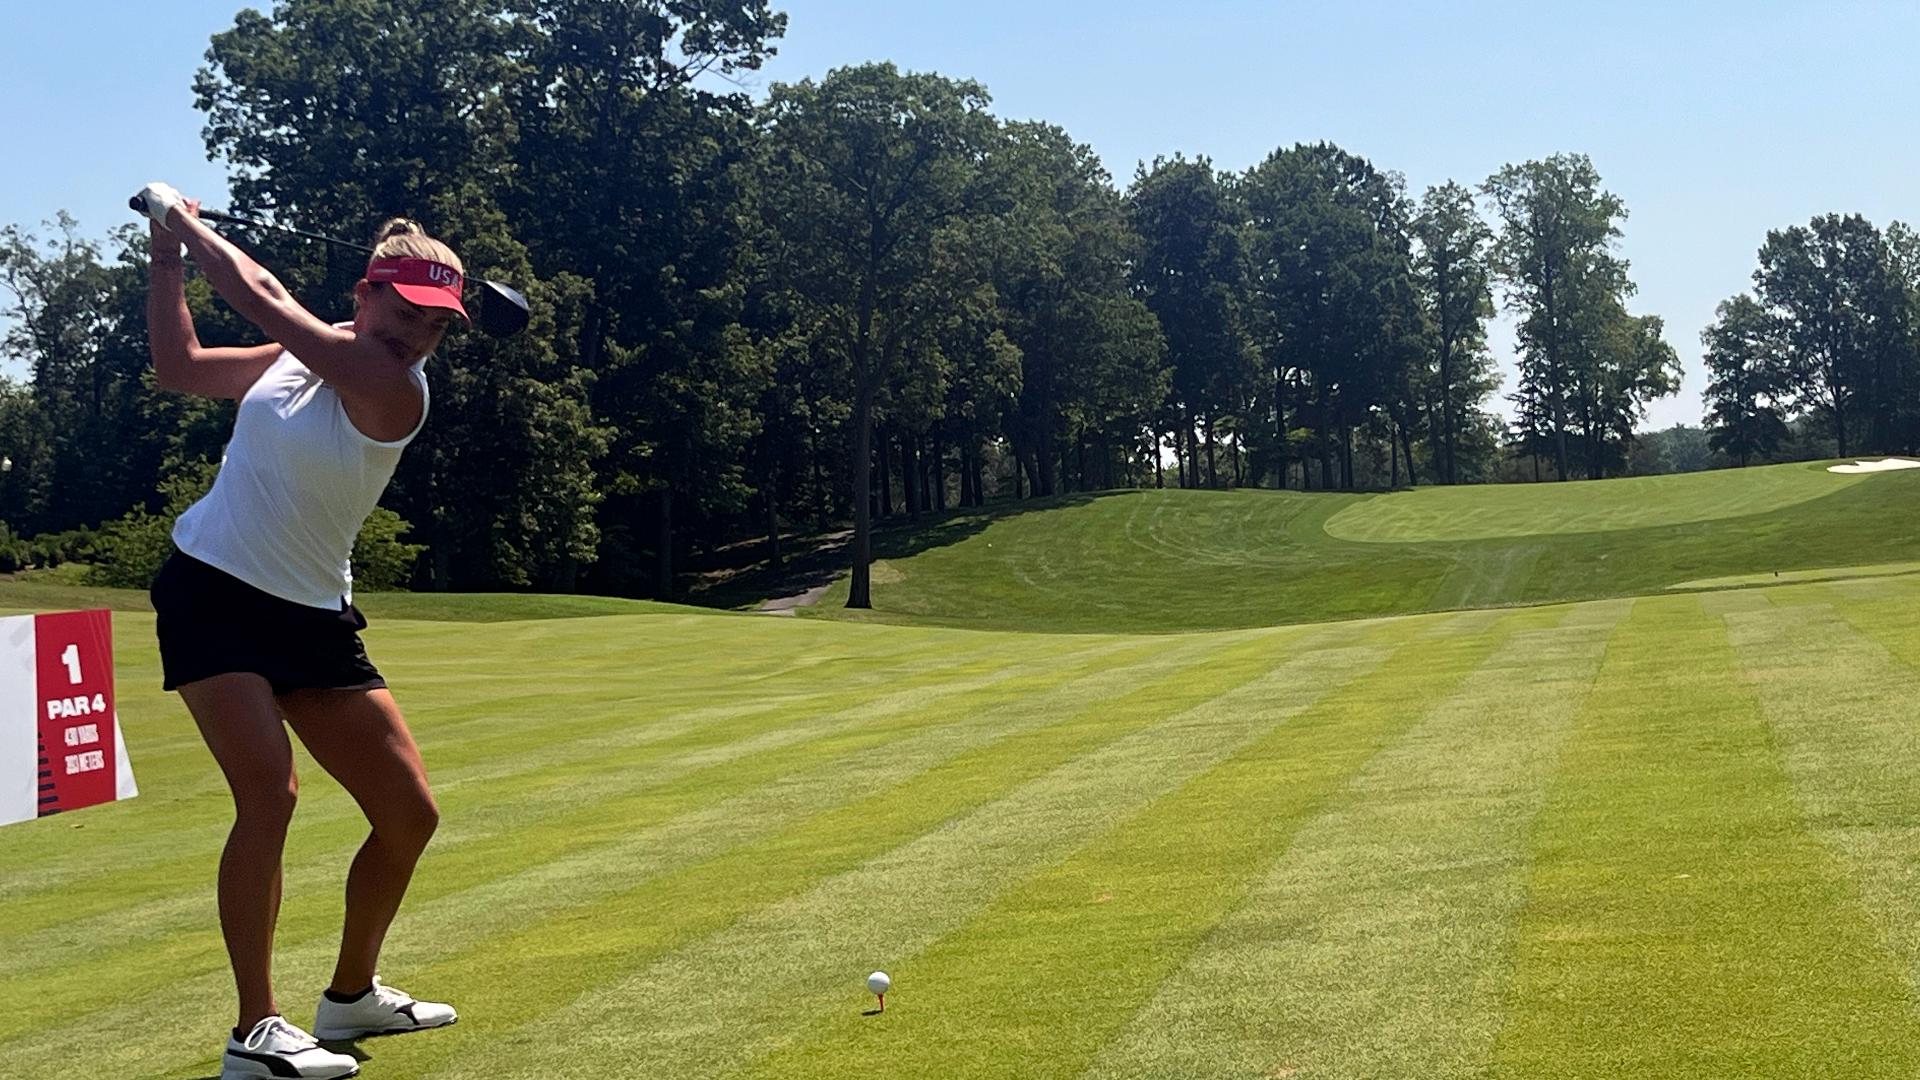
[[200, 209, 376, 254], [183, 204, 531, 336]]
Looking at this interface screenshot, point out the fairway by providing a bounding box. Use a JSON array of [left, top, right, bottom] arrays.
[[1322, 459, 1867, 541], [9, 555, 1920, 1077], [815, 462, 1920, 632]]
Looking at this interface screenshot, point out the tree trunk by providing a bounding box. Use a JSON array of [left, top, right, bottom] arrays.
[[848, 241, 878, 609], [922, 435, 935, 512], [805, 391, 829, 528], [1318, 383, 1335, 491], [877, 424, 893, 518], [1204, 416, 1218, 489], [1583, 396, 1599, 480], [849, 387, 874, 608], [1400, 416, 1418, 488], [1553, 386, 1570, 481], [1274, 363, 1289, 489], [1439, 333, 1457, 485], [764, 471, 782, 571], [654, 487, 674, 599], [1390, 425, 1401, 487], [1187, 410, 1202, 489], [932, 431, 947, 511], [1037, 417, 1057, 497], [900, 431, 919, 519]]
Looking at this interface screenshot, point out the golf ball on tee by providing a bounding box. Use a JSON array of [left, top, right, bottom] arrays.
[[867, 971, 891, 996]]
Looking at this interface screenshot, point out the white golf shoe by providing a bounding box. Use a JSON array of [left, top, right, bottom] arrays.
[[222, 1015, 359, 1079], [312, 976, 458, 1040]]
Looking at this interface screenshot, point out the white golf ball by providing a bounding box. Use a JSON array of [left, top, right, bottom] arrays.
[[867, 971, 891, 996]]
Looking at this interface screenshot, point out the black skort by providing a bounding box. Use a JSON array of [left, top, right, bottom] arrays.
[[149, 549, 386, 695]]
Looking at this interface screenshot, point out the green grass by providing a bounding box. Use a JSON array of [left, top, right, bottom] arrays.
[[0, 573, 675, 621], [11, 463, 1920, 1077], [812, 461, 1920, 632], [1667, 560, 1920, 590], [1323, 459, 1864, 540], [1493, 596, 1920, 1076], [9, 566, 1920, 1077]]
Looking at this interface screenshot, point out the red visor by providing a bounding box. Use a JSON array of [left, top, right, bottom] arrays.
[[366, 257, 470, 323]]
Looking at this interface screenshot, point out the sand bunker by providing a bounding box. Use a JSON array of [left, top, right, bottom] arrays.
[[1827, 458, 1920, 474]]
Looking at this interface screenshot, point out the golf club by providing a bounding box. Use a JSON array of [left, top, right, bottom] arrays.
[[128, 194, 531, 338]]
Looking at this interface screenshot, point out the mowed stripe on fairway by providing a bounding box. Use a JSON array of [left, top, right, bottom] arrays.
[[1076, 601, 1623, 1080], [1722, 580, 1920, 1001], [0, 619, 1343, 1078], [1492, 593, 1920, 1077], [0, 610, 974, 905], [413, 620, 1416, 1080], [738, 604, 1593, 1080], [0, 620, 1122, 986], [0, 626, 1144, 992], [0, 618, 1147, 1058]]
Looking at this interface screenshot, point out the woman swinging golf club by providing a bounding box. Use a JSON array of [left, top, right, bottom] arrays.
[[136, 181, 459, 1080]]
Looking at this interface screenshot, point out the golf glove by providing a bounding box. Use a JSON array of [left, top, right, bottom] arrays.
[[133, 182, 186, 229]]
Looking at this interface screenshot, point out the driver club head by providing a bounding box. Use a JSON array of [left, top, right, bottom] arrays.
[[476, 279, 531, 339]]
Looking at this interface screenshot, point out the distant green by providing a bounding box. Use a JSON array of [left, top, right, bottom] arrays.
[[816, 462, 1920, 631], [1323, 459, 1863, 540]]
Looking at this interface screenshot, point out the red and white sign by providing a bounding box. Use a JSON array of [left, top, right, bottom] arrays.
[[1, 610, 137, 826]]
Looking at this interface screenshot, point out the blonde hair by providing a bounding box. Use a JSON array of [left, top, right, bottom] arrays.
[[366, 218, 463, 276]]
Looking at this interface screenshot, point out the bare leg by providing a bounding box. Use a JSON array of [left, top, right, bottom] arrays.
[[178, 672, 297, 1031], [280, 687, 440, 993]]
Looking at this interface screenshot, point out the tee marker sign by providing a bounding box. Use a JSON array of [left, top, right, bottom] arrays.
[[2, 610, 137, 826]]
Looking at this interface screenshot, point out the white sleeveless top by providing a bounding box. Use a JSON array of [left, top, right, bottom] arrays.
[[172, 345, 429, 610]]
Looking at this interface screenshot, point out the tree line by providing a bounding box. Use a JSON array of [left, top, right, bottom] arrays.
[[1703, 215, 1920, 466], [0, 1, 1880, 600]]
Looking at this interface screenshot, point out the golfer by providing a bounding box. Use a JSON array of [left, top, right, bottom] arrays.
[[138, 182, 460, 1080]]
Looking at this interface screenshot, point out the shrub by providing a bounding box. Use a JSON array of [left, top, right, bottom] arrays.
[[87, 460, 426, 592]]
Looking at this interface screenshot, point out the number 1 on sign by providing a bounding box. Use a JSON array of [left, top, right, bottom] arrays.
[[61, 643, 82, 684]]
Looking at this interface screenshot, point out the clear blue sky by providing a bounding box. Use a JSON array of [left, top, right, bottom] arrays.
[[5, 1, 1917, 430]]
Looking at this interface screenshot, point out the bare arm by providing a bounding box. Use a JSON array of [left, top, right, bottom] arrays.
[[163, 208, 420, 424], [146, 217, 282, 399]]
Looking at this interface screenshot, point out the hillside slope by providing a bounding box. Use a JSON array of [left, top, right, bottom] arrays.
[[812, 462, 1920, 631]]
